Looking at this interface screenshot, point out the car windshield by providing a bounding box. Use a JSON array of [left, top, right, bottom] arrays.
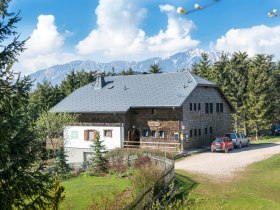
[[275, 124, 280, 129], [214, 138, 224, 143], [225, 134, 235, 139]]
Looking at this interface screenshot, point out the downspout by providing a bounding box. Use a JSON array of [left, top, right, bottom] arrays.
[[114, 113, 125, 148]]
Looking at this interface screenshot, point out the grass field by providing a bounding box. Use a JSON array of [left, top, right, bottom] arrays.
[[60, 175, 131, 210], [250, 136, 280, 145], [176, 153, 280, 210]]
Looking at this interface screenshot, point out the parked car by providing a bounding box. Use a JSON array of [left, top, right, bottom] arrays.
[[271, 124, 280, 136], [211, 136, 234, 153], [225, 132, 250, 148]]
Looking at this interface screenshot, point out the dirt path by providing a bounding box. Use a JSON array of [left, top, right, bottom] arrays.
[[175, 142, 280, 179]]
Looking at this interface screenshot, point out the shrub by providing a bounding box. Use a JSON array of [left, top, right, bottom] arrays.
[[108, 156, 128, 174], [131, 164, 163, 197], [133, 156, 151, 169], [105, 148, 174, 161]]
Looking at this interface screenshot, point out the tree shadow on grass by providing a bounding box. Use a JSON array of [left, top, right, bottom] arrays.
[[174, 173, 198, 200]]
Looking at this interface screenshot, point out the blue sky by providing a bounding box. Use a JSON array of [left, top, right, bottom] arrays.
[[9, 0, 280, 75]]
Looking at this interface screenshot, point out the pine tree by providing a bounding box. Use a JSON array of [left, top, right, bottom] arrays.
[[88, 132, 108, 175], [247, 54, 274, 139], [60, 69, 96, 96], [228, 52, 250, 134], [28, 80, 64, 119], [149, 63, 162, 73], [54, 147, 71, 178], [127, 67, 134, 75], [191, 52, 211, 78], [0, 1, 63, 208]]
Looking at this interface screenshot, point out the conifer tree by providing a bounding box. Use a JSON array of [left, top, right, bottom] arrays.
[[228, 52, 250, 134], [247, 54, 274, 139], [0, 1, 63, 208], [59, 69, 96, 96], [191, 52, 211, 78], [29, 80, 64, 119], [88, 132, 108, 175], [149, 63, 162, 73], [127, 67, 134, 75], [54, 147, 71, 178]]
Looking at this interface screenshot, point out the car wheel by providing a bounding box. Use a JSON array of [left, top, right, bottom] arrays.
[[231, 146, 234, 151], [238, 142, 242, 149], [225, 147, 228, 153]]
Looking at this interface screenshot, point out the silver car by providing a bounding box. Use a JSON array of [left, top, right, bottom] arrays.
[[225, 133, 250, 148]]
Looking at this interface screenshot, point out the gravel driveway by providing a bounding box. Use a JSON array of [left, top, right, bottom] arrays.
[[175, 142, 280, 179]]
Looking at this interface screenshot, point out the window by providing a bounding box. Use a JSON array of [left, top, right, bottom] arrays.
[[194, 103, 197, 111], [198, 103, 201, 110], [194, 129, 197, 136], [205, 128, 208, 135], [198, 129, 201, 136], [190, 130, 193, 138], [84, 129, 97, 141], [143, 129, 149, 138], [133, 109, 139, 114], [70, 130, 78, 139], [159, 131, 165, 138], [210, 103, 213, 113], [216, 103, 220, 112], [151, 130, 157, 138], [205, 103, 209, 113], [152, 108, 157, 115], [104, 129, 112, 138], [220, 103, 224, 112], [210, 126, 213, 134], [174, 133, 179, 141], [190, 103, 192, 111]]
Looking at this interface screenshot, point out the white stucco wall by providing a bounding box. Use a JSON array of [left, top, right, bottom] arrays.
[[64, 125, 124, 163]]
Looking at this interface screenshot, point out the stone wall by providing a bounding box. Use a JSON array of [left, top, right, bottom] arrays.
[[181, 86, 233, 149]]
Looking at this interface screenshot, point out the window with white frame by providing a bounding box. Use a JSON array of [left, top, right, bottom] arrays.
[[104, 129, 113, 138], [159, 131, 165, 138], [174, 133, 179, 141], [143, 129, 149, 138], [151, 130, 157, 138]]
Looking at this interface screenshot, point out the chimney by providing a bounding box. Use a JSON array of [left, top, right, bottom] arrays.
[[94, 72, 105, 90]]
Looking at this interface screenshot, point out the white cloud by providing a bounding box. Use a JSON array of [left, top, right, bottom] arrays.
[[26, 15, 64, 54], [214, 25, 280, 59], [159, 4, 175, 12], [76, 1, 199, 61], [16, 15, 79, 75]]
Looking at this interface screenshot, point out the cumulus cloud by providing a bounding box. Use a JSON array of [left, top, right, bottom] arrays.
[[16, 15, 79, 75], [76, 0, 199, 61], [214, 25, 280, 59]]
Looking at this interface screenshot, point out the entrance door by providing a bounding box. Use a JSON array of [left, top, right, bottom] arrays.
[[128, 128, 140, 147]]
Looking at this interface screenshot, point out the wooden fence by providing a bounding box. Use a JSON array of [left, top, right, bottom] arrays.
[[123, 141, 181, 153], [124, 155, 175, 210]]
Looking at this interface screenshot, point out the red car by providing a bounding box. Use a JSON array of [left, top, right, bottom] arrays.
[[211, 136, 234, 153]]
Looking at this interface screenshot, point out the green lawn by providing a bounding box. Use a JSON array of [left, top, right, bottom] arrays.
[[176, 153, 280, 210], [60, 175, 131, 210], [250, 136, 280, 145]]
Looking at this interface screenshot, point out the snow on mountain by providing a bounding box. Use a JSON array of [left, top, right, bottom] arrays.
[[28, 49, 220, 87]]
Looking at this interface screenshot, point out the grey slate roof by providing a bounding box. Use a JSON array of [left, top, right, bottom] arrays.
[[51, 72, 217, 113]]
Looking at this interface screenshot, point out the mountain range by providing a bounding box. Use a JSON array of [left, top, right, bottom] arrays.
[[28, 49, 221, 86]]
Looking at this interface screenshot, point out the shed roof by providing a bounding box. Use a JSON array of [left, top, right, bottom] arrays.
[[51, 72, 228, 113]]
